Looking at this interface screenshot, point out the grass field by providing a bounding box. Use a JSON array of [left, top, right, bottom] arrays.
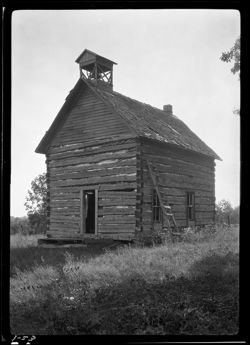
[[10, 226, 239, 335]]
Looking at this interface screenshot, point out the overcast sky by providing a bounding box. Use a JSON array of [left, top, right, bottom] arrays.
[[11, 9, 240, 217]]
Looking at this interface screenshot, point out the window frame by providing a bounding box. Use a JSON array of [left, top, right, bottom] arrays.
[[186, 191, 195, 221], [152, 189, 163, 223]]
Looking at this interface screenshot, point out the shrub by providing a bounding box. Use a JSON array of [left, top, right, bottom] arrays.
[[10, 216, 31, 235]]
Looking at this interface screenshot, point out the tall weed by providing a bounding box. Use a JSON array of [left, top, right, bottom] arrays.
[[10, 226, 239, 334], [11, 233, 45, 248], [10, 265, 60, 303], [63, 227, 239, 295]]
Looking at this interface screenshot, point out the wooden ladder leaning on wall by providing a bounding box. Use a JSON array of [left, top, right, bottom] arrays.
[[146, 160, 180, 237]]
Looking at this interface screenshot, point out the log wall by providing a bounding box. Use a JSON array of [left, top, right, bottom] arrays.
[[138, 139, 216, 231], [46, 137, 137, 239]]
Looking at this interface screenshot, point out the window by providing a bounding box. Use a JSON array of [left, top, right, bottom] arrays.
[[153, 190, 162, 223], [187, 192, 195, 221]]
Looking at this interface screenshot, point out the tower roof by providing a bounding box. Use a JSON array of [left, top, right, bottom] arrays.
[[75, 49, 117, 72]]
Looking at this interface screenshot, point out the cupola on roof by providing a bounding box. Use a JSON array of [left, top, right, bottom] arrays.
[[75, 49, 117, 88]]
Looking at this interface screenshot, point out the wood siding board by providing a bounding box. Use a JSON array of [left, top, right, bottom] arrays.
[[48, 134, 135, 153], [50, 86, 133, 148], [49, 142, 136, 160], [49, 166, 137, 181], [48, 150, 137, 168], [142, 145, 214, 169]]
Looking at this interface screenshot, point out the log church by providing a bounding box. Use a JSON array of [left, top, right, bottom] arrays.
[[36, 49, 221, 241]]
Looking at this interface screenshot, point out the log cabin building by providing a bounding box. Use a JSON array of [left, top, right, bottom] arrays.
[[36, 49, 221, 241]]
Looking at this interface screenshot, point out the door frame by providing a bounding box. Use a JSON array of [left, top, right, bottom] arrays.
[[80, 186, 99, 237]]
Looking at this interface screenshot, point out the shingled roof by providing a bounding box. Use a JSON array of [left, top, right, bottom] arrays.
[[85, 80, 221, 160], [36, 78, 221, 160]]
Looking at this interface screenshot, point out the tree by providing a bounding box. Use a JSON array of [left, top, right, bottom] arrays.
[[215, 199, 234, 225], [230, 205, 240, 224], [220, 36, 240, 116], [10, 216, 30, 235], [221, 36, 240, 79], [24, 173, 48, 233]]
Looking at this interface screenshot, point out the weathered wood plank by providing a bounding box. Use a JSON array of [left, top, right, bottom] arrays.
[[48, 149, 137, 168], [49, 142, 136, 160], [99, 207, 135, 215], [141, 155, 214, 175], [96, 233, 135, 240], [142, 166, 214, 183], [98, 217, 135, 224], [52, 131, 130, 146], [153, 172, 214, 188], [98, 191, 137, 198], [163, 196, 186, 205], [99, 182, 137, 191], [98, 225, 134, 232], [49, 134, 135, 154], [50, 215, 80, 222], [49, 166, 137, 181], [50, 182, 137, 194], [142, 140, 214, 168], [50, 194, 80, 200], [50, 210, 80, 216], [195, 205, 215, 212], [47, 231, 81, 238], [50, 200, 80, 206], [195, 197, 216, 204], [49, 226, 80, 233], [50, 215, 80, 220], [49, 158, 137, 176], [99, 199, 136, 206], [51, 174, 136, 188], [145, 180, 214, 193], [50, 222, 80, 229], [53, 127, 130, 145]]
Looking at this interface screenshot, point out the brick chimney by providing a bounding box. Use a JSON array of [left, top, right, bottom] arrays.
[[163, 104, 173, 115]]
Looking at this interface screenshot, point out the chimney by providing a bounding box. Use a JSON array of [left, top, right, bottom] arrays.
[[163, 104, 173, 115]]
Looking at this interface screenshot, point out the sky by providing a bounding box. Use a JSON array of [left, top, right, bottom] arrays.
[[11, 9, 240, 217]]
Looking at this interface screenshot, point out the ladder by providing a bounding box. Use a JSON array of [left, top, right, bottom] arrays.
[[146, 160, 179, 234]]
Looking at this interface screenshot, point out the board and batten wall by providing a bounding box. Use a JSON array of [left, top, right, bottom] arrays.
[[137, 139, 215, 232], [45, 85, 138, 240]]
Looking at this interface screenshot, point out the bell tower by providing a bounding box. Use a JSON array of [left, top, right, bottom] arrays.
[[75, 49, 117, 89]]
